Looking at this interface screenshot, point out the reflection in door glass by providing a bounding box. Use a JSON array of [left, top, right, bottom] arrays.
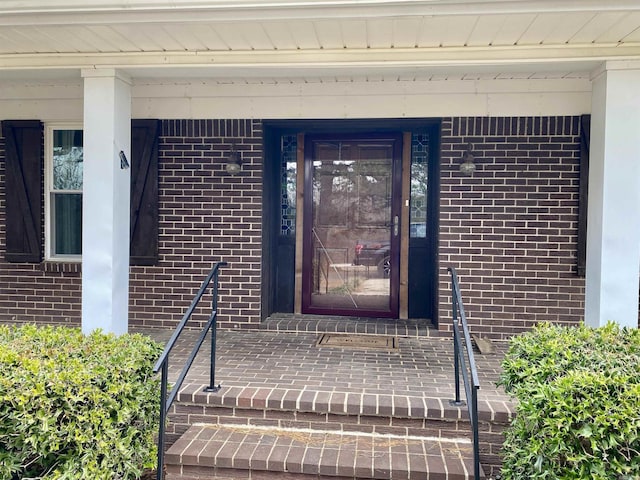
[[309, 140, 393, 313], [410, 133, 429, 238]]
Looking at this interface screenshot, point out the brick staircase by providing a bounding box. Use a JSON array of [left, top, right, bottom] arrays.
[[149, 316, 509, 480]]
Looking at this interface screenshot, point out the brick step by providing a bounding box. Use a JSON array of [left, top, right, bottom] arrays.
[[170, 402, 471, 441], [166, 385, 510, 476], [165, 423, 484, 479], [168, 383, 507, 439], [174, 384, 509, 426], [260, 314, 442, 338]]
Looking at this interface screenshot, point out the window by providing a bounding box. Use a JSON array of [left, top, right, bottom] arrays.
[[410, 132, 429, 238], [280, 134, 297, 236], [45, 126, 83, 260]]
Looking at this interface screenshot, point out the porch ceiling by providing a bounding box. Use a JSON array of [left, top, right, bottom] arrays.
[[1, 0, 640, 82]]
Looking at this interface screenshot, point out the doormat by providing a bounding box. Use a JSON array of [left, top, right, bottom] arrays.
[[316, 333, 398, 351]]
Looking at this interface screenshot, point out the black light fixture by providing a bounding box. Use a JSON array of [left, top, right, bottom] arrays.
[[225, 144, 241, 175], [119, 150, 129, 169], [459, 143, 476, 176]]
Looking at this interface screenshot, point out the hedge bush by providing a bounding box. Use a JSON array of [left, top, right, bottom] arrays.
[[0, 325, 163, 480], [499, 322, 640, 480]]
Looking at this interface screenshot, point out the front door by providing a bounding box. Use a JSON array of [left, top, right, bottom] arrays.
[[302, 134, 402, 317]]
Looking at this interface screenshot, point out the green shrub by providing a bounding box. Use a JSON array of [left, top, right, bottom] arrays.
[[0, 324, 163, 480], [499, 323, 640, 480]]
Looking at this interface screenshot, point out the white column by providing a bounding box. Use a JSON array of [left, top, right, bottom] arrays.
[[81, 69, 131, 335], [585, 62, 640, 328]]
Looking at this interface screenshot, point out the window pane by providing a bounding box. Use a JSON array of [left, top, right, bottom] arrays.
[[53, 130, 83, 191], [53, 193, 82, 255], [410, 133, 429, 238], [280, 134, 297, 236]]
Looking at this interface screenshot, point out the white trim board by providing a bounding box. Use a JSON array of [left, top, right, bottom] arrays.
[[0, 77, 592, 120]]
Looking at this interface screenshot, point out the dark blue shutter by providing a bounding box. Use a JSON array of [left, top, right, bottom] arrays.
[[130, 119, 160, 266], [2, 120, 43, 263]]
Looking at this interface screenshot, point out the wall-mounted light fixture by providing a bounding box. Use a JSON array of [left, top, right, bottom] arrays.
[[119, 150, 129, 169], [225, 144, 242, 175], [459, 143, 476, 176]]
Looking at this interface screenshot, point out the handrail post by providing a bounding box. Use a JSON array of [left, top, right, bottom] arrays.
[[452, 281, 462, 405], [451, 273, 463, 406], [472, 385, 480, 480], [453, 330, 462, 405], [204, 318, 220, 392], [204, 263, 226, 392], [156, 361, 169, 480]]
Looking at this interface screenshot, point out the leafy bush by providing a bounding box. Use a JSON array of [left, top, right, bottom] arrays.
[[499, 323, 640, 480], [0, 325, 163, 480]]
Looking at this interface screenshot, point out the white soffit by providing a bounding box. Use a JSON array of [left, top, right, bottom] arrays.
[[1, 1, 640, 81]]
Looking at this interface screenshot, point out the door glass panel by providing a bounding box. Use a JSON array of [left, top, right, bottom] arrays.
[[310, 140, 393, 312], [280, 134, 297, 236], [410, 133, 429, 238]]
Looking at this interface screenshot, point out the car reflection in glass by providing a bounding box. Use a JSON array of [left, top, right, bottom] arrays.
[[353, 224, 426, 278]]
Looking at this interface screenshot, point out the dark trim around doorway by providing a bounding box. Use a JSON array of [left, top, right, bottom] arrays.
[[262, 118, 441, 324]]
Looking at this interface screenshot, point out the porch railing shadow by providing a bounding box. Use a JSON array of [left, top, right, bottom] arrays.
[[152, 261, 227, 480], [448, 266, 481, 479]]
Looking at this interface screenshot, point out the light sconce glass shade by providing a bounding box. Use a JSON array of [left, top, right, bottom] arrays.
[[459, 145, 476, 176], [225, 146, 242, 175]]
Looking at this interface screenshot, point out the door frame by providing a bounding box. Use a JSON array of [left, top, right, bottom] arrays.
[[261, 119, 441, 324], [301, 132, 403, 318]]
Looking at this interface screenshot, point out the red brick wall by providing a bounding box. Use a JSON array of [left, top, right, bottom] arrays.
[[0, 119, 263, 329], [0, 130, 83, 326], [130, 119, 263, 329], [438, 117, 586, 339], [0, 116, 587, 335]]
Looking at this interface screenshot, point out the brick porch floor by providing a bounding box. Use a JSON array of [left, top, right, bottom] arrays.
[[137, 315, 515, 479]]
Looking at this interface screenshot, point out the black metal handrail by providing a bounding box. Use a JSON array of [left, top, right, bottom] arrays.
[[152, 261, 227, 480], [448, 266, 481, 479]]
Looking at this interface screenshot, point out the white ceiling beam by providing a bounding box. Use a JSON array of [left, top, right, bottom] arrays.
[[2, 1, 640, 26], [1, 43, 639, 71]]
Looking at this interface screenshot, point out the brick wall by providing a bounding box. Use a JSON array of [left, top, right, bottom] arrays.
[[438, 117, 586, 339], [130, 119, 264, 329], [0, 119, 263, 329], [0, 116, 592, 335], [0, 129, 83, 326]]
